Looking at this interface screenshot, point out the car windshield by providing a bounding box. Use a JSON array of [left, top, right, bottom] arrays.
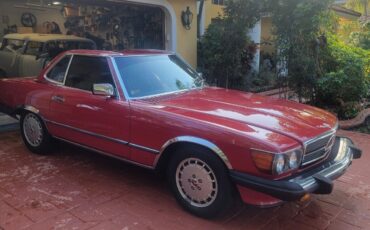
[[115, 55, 203, 98]]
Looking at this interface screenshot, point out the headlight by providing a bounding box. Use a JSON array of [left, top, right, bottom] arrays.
[[288, 150, 300, 169], [252, 147, 303, 175], [274, 155, 285, 175]]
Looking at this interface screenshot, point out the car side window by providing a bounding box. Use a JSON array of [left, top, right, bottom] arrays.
[[0, 39, 6, 50], [65, 56, 114, 91], [25, 41, 44, 56], [46, 55, 71, 83], [1, 39, 24, 52]]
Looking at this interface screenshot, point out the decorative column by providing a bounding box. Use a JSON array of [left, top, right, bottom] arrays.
[[248, 19, 261, 73]]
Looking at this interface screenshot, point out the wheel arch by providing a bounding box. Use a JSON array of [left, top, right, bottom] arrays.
[[154, 136, 233, 173], [17, 105, 50, 129], [14, 105, 40, 116]]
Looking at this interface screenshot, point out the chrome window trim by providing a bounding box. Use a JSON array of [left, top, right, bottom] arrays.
[[154, 136, 232, 169], [62, 54, 74, 85], [44, 55, 120, 99], [110, 57, 130, 100], [43, 54, 73, 85]]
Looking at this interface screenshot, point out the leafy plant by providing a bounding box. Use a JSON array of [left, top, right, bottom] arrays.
[[316, 34, 370, 118], [349, 31, 370, 50], [268, 0, 333, 102], [198, 0, 264, 89]]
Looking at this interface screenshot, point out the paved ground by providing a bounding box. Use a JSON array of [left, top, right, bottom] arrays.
[[0, 114, 18, 133], [0, 130, 369, 230]]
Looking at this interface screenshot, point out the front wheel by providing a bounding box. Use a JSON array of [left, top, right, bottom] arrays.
[[20, 112, 53, 154], [167, 145, 235, 218]]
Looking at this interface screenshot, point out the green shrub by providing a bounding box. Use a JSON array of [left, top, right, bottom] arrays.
[[349, 31, 370, 50], [317, 34, 369, 107], [198, 0, 263, 89]]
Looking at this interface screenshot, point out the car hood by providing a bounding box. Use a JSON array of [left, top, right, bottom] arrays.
[[138, 87, 337, 144]]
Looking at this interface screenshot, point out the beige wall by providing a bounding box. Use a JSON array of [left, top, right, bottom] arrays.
[[203, 1, 224, 30], [168, 0, 198, 68], [0, 0, 66, 39], [260, 17, 275, 55]]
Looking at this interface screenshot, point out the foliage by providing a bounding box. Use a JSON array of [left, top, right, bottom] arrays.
[[268, 0, 333, 102], [349, 31, 370, 49], [346, 0, 369, 16], [249, 54, 277, 90], [198, 0, 263, 89], [316, 34, 370, 118]]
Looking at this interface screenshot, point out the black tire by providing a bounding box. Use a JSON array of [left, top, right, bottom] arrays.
[[20, 112, 53, 155], [167, 145, 235, 219]]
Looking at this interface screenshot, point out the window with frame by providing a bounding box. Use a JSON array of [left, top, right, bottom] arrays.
[[0, 39, 24, 52], [46, 55, 71, 83], [65, 56, 114, 91], [212, 0, 224, 5], [25, 41, 44, 56]]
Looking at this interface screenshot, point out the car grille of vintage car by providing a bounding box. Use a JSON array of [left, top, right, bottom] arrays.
[[301, 130, 337, 166]]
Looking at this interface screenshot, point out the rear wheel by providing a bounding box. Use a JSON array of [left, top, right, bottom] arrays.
[[167, 145, 234, 218], [20, 112, 53, 154]]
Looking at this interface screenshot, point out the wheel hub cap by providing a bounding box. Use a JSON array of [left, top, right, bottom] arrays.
[[176, 158, 218, 208], [23, 114, 43, 147]]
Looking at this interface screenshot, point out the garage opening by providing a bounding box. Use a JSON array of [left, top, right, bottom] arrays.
[[0, 0, 168, 51], [62, 0, 166, 50]]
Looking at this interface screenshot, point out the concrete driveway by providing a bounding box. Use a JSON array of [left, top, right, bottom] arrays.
[[0, 130, 369, 230]]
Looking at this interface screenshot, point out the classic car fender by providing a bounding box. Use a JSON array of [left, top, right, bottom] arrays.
[[22, 105, 40, 114], [154, 136, 233, 170]]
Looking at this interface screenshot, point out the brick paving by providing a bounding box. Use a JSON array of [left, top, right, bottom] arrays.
[[0, 130, 369, 230]]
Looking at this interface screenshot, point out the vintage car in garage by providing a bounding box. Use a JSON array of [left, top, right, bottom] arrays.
[[0, 49, 362, 218], [0, 33, 96, 78]]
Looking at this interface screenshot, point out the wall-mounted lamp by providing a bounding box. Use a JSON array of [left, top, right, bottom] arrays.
[[181, 6, 193, 30]]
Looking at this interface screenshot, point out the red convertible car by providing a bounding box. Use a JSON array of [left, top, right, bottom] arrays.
[[0, 49, 362, 218]]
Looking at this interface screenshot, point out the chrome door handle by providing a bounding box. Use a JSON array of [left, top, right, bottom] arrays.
[[51, 95, 65, 103]]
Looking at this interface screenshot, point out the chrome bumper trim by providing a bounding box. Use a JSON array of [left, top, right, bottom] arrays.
[[290, 137, 358, 191]]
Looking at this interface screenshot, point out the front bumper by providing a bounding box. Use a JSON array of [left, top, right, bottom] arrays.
[[230, 137, 362, 201]]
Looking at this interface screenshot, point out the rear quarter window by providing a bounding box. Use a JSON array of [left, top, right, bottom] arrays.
[[25, 41, 44, 56], [0, 39, 24, 52]]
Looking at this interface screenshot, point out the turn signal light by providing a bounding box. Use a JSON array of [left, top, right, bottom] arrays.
[[251, 150, 274, 173]]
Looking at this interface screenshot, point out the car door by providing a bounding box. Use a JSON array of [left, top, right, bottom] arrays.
[[19, 41, 46, 77], [48, 55, 131, 158], [0, 39, 24, 76]]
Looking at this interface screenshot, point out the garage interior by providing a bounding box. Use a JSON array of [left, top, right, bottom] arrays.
[[0, 0, 169, 131], [0, 0, 166, 51]]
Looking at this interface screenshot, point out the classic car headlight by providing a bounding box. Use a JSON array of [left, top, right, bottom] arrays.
[[251, 147, 303, 175]]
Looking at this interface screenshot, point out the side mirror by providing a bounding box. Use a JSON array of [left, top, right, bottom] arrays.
[[36, 52, 49, 60], [92, 83, 115, 97]]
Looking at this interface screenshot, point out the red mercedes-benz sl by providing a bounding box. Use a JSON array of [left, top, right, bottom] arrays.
[[0, 49, 362, 218]]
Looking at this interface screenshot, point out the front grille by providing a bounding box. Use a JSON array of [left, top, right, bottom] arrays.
[[301, 131, 336, 166]]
